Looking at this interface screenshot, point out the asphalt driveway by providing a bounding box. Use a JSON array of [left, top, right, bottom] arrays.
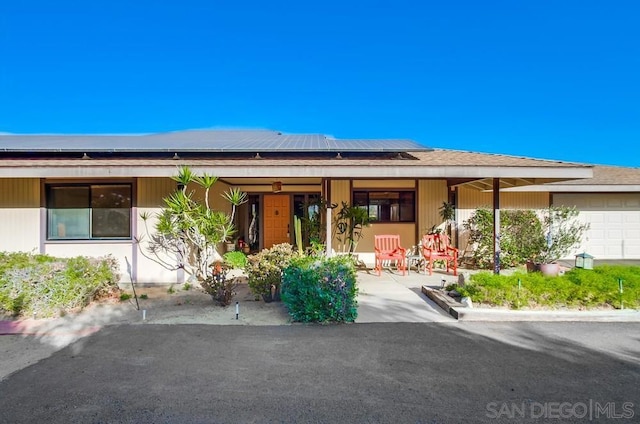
[[1, 322, 638, 423]]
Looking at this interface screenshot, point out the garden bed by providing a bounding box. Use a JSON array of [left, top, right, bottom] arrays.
[[451, 265, 640, 310]]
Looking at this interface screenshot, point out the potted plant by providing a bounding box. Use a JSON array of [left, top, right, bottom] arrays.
[[532, 206, 590, 276], [236, 238, 250, 254], [222, 188, 248, 253], [439, 201, 455, 240]]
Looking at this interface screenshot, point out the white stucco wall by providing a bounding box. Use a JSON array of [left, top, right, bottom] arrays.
[[0, 178, 41, 253]]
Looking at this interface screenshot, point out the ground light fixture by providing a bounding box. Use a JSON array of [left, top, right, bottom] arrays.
[[574, 252, 594, 270]]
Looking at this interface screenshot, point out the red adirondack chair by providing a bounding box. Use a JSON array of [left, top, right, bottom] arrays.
[[374, 235, 407, 276], [421, 233, 458, 276]]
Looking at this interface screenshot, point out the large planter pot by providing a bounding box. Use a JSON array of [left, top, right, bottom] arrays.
[[539, 262, 560, 277], [526, 260, 540, 273]]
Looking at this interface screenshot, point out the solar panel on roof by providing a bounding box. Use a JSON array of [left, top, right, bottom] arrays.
[[0, 129, 431, 153]]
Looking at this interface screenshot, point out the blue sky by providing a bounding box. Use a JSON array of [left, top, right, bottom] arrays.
[[1, 1, 639, 166]]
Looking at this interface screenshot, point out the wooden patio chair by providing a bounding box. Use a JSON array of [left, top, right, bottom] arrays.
[[421, 233, 458, 276], [374, 234, 407, 276]]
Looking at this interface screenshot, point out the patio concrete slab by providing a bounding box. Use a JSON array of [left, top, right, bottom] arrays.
[[355, 269, 455, 322]]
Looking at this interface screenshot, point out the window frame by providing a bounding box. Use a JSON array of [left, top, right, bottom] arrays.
[[46, 182, 133, 241], [352, 189, 416, 223]]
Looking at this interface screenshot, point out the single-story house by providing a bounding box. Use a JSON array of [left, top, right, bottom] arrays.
[[1, 129, 638, 284]]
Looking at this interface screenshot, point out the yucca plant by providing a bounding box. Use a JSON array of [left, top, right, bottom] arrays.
[[136, 166, 247, 304]]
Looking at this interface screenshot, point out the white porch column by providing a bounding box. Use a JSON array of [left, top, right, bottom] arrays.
[[325, 206, 333, 257]]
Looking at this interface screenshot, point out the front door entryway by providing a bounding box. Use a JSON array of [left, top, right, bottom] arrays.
[[263, 194, 290, 248]]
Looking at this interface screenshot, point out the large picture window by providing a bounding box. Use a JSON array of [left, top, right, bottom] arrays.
[[47, 184, 132, 240], [353, 190, 415, 222]]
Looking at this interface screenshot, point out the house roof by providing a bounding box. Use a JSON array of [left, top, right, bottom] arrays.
[[0, 129, 595, 185], [0, 129, 428, 153]]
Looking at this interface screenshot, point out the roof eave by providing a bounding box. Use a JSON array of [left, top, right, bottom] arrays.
[[0, 164, 593, 180], [502, 184, 640, 193]]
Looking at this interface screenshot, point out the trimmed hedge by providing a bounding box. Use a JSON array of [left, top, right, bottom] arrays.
[[282, 255, 358, 323]]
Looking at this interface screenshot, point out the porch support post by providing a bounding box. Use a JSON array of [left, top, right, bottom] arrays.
[[493, 178, 501, 275], [325, 206, 333, 257]]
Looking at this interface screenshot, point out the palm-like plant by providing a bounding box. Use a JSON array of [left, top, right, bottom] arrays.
[[333, 201, 373, 253], [135, 166, 247, 304]]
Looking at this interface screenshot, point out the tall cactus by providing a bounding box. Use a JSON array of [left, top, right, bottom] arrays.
[[294, 215, 303, 255]]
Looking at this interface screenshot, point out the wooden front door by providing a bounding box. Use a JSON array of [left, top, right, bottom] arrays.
[[263, 194, 290, 248]]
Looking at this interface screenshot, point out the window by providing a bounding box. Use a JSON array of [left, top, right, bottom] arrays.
[[353, 190, 415, 222], [47, 184, 132, 240], [294, 194, 322, 245]]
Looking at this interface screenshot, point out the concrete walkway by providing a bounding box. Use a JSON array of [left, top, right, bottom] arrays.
[[355, 269, 455, 322]]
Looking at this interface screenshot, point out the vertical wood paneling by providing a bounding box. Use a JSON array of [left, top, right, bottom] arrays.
[[328, 180, 351, 251], [137, 178, 175, 208], [417, 180, 448, 235], [0, 178, 40, 207], [330, 180, 350, 206], [352, 180, 415, 188], [0, 179, 40, 252]]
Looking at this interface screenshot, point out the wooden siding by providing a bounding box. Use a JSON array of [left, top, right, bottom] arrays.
[[0, 179, 40, 252], [417, 180, 448, 237], [137, 177, 175, 208], [236, 184, 320, 193], [328, 180, 351, 251], [0, 178, 40, 207], [330, 180, 351, 206], [352, 180, 415, 189]]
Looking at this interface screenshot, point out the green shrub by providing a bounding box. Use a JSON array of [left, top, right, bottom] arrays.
[[281, 255, 358, 323], [245, 243, 301, 298], [200, 262, 236, 306], [0, 252, 120, 317], [463, 209, 545, 269], [223, 251, 248, 269], [456, 265, 640, 309]]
